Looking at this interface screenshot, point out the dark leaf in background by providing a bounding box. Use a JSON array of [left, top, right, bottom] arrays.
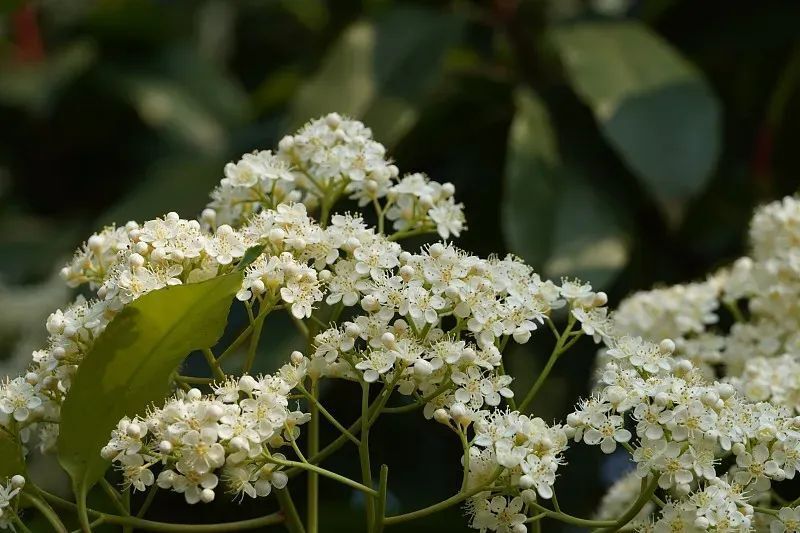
[[104, 46, 249, 153], [503, 89, 629, 289], [0, 41, 96, 114], [287, 6, 464, 146], [551, 21, 722, 224]]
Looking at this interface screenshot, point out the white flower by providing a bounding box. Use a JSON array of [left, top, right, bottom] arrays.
[[0, 377, 42, 422], [176, 428, 226, 475], [582, 413, 631, 454], [355, 349, 397, 383], [205, 225, 246, 265], [469, 495, 526, 533]]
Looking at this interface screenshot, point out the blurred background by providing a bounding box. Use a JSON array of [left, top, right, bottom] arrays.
[[1, 0, 799, 530]]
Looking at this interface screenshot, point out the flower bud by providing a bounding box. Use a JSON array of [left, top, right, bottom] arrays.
[[52, 346, 66, 360], [414, 359, 433, 377], [25, 372, 38, 385], [399, 265, 414, 282], [200, 488, 215, 503], [325, 112, 342, 128], [278, 135, 294, 151], [345, 323, 361, 338], [654, 392, 670, 406], [429, 243, 444, 258], [319, 269, 332, 282], [230, 436, 248, 451], [512, 327, 531, 344], [201, 208, 216, 226], [521, 489, 538, 505], [659, 339, 676, 355], [151, 248, 168, 263], [239, 375, 257, 393], [518, 474, 535, 489], [381, 332, 396, 348], [87, 235, 105, 252], [10, 475, 25, 489], [717, 383, 735, 399], [593, 292, 608, 307], [129, 253, 145, 267], [433, 409, 450, 425], [361, 295, 380, 313], [187, 388, 202, 401], [252, 279, 266, 295], [126, 423, 143, 438], [450, 403, 468, 423], [291, 351, 305, 365], [159, 440, 173, 454]]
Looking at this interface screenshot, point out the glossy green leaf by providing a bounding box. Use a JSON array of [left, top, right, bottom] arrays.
[[551, 21, 721, 221], [58, 273, 242, 491], [502, 89, 629, 288], [0, 431, 24, 480], [287, 6, 463, 146]]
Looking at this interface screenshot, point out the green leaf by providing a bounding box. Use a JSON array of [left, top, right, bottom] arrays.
[[58, 273, 242, 492], [0, 41, 96, 114], [551, 21, 721, 221], [287, 6, 463, 146], [0, 431, 24, 480], [502, 89, 629, 289], [105, 46, 249, 152], [238, 245, 266, 271]]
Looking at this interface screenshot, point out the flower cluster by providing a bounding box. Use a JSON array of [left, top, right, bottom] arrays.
[[208, 113, 465, 239], [590, 195, 800, 531], [102, 360, 307, 504], [6, 112, 800, 532], [0, 475, 25, 530]]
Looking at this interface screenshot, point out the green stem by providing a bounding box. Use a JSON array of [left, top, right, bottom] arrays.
[[753, 506, 780, 517], [100, 479, 129, 516], [307, 380, 319, 533], [297, 385, 359, 445], [243, 305, 269, 373], [217, 303, 274, 363], [75, 482, 92, 533], [39, 490, 284, 531], [387, 227, 435, 242], [383, 468, 503, 526], [360, 381, 375, 525], [593, 475, 659, 532], [267, 456, 378, 497], [372, 465, 389, 533], [21, 492, 68, 533], [136, 485, 159, 518], [275, 487, 306, 533], [527, 501, 616, 529], [202, 348, 226, 381], [518, 314, 577, 413]]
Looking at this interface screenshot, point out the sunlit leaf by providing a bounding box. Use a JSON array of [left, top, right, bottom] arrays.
[[58, 273, 242, 492], [502, 89, 629, 288], [551, 21, 721, 222]]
